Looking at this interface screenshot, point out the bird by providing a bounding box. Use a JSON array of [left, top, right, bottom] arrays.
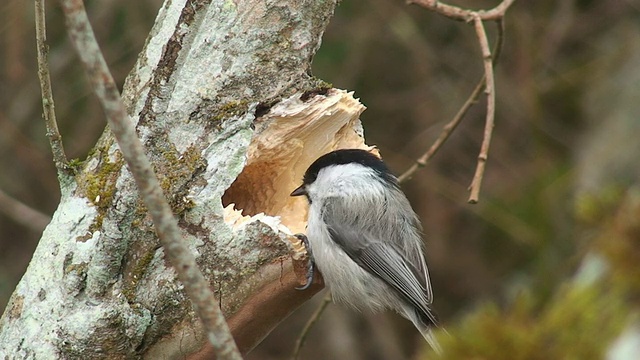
[[291, 148, 441, 352]]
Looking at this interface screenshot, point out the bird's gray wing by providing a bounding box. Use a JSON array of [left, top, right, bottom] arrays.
[[322, 198, 437, 326]]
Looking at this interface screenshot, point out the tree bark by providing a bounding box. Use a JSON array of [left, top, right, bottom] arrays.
[[0, 0, 369, 358]]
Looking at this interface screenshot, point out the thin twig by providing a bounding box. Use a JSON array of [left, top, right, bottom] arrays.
[[409, 0, 516, 21], [35, 0, 69, 176], [291, 293, 332, 360], [0, 188, 51, 232], [467, 16, 496, 204], [398, 20, 506, 184], [58, 0, 241, 358], [397, 78, 485, 183], [399, 1, 513, 202]]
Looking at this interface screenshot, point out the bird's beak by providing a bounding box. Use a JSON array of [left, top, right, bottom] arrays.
[[290, 185, 307, 197]]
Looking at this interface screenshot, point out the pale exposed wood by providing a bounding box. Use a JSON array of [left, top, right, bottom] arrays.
[[224, 89, 369, 235]]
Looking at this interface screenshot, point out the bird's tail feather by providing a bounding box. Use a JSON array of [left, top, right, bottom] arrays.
[[419, 325, 443, 355], [404, 306, 443, 355]]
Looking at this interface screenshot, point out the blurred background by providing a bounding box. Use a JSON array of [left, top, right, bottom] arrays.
[[1, 0, 639, 358]]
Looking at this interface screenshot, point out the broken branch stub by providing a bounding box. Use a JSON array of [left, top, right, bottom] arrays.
[[223, 88, 371, 236], [182, 89, 371, 357]]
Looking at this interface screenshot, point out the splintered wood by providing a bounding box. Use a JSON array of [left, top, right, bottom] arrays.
[[223, 88, 371, 234]]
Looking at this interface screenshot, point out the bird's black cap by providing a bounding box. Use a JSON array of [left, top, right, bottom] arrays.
[[297, 149, 397, 188]]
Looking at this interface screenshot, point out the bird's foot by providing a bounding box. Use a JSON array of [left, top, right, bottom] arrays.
[[295, 233, 315, 290]]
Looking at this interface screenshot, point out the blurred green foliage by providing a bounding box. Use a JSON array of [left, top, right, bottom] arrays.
[[428, 283, 628, 359]]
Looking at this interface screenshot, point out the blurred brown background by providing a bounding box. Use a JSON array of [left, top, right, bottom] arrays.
[[1, 0, 639, 358]]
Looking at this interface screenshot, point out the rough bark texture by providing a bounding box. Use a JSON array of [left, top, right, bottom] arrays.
[[0, 0, 370, 358]]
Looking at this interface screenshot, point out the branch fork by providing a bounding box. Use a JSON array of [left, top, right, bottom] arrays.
[[400, 0, 514, 203]]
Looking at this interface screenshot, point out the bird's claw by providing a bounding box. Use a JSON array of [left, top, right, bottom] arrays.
[[295, 233, 315, 291]]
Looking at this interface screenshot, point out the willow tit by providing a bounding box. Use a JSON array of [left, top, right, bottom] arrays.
[[291, 149, 441, 352]]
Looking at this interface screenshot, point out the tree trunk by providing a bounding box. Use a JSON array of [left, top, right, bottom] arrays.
[[0, 0, 369, 358]]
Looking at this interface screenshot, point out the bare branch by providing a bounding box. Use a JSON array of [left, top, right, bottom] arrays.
[[398, 20, 506, 184], [291, 293, 332, 360], [0, 188, 51, 232], [467, 16, 496, 204], [35, 0, 69, 176], [399, 1, 513, 203], [397, 78, 485, 183], [408, 0, 516, 22], [58, 0, 241, 358]]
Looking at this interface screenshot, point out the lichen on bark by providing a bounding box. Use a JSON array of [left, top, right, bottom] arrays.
[[0, 0, 370, 358]]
